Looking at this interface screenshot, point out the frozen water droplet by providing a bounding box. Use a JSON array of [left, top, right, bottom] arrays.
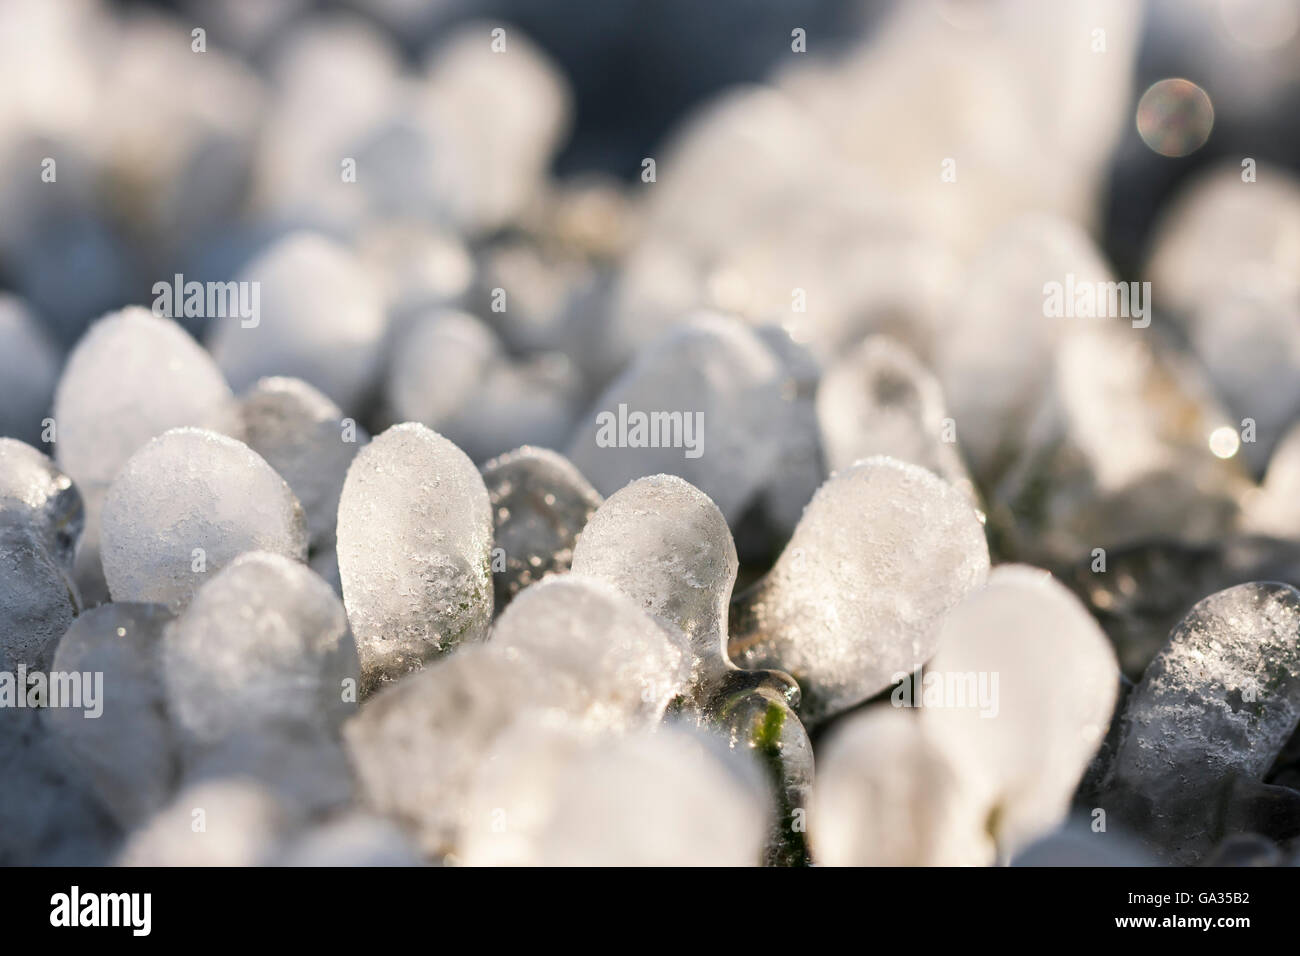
[[100, 428, 308, 611], [567, 313, 789, 524], [481, 446, 601, 611], [812, 706, 991, 866], [421, 23, 572, 235], [54, 307, 238, 500], [458, 711, 596, 867], [163, 551, 358, 746], [535, 726, 770, 866], [491, 576, 691, 729], [46, 603, 176, 828], [54, 307, 238, 602], [336, 422, 492, 694], [238, 376, 368, 550], [714, 683, 814, 866], [926, 565, 1119, 856], [571, 474, 738, 687], [731, 457, 989, 724], [748, 324, 826, 547], [181, 722, 355, 819], [344, 644, 558, 856], [0, 708, 119, 866], [1110, 581, 1300, 861], [1189, 279, 1300, 474]]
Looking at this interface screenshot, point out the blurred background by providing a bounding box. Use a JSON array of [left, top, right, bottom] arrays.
[[4, 0, 1300, 617]]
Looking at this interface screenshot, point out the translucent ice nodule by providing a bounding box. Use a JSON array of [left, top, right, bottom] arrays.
[[481, 446, 602, 612], [163, 551, 359, 746], [99, 427, 308, 612], [925, 565, 1119, 857], [490, 576, 692, 729], [53, 306, 237, 500], [335, 422, 492, 694], [0, 517, 79, 672], [237, 376, 367, 551], [570, 473, 738, 685], [0, 438, 83, 577], [1110, 582, 1300, 860], [730, 457, 989, 724], [46, 602, 176, 828], [566, 312, 790, 524], [53, 306, 238, 603]]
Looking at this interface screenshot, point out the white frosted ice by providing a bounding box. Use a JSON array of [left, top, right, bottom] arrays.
[[385, 310, 578, 463], [1114, 581, 1300, 788], [812, 706, 991, 866], [1146, 161, 1300, 319], [994, 324, 1248, 565], [1188, 277, 1300, 472], [458, 711, 596, 867], [100, 428, 307, 611], [535, 726, 769, 866], [731, 457, 989, 723], [344, 643, 557, 856], [53, 307, 238, 501], [53, 307, 239, 601], [571, 473, 738, 687], [336, 422, 493, 694], [491, 576, 691, 729], [925, 565, 1119, 856], [162, 551, 358, 745], [935, 215, 1114, 483], [420, 22, 572, 234]]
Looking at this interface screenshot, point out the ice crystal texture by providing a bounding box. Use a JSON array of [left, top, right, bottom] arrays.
[[162, 551, 358, 746], [731, 457, 989, 723], [336, 422, 492, 694], [100, 428, 307, 611], [481, 446, 602, 611]]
